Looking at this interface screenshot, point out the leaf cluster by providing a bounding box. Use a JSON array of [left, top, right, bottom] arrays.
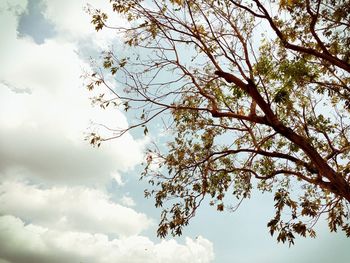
[[87, 0, 350, 244]]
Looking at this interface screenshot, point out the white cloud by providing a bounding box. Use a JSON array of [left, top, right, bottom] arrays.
[[0, 3, 145, 185], [43, 0, 127, 48], [0, 181, 151, 236], [0, 1, 27, 63], [0, 116, 145, 185], [120, 195, 136, 207], [0, 215, 214, 263], [111, 171, 125, 186], [0, 3, 216, 263]]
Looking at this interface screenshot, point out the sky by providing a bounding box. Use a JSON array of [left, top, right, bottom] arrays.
[[0, 0, 349, 263]]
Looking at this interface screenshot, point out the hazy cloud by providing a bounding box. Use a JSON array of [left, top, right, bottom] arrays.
[[0, 80, 31, 94]]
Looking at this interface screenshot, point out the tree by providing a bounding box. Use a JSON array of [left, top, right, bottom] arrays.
[[86, 0, 350, 245]]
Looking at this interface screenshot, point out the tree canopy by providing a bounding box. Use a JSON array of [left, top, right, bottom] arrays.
[[87, 0, 350, 245]]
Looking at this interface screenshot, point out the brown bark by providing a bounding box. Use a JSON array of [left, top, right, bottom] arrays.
[[252, 0, 350, 74], [215, 70, 350, 202]]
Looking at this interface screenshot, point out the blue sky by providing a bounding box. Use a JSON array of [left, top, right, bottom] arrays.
[[0, 0, 349, 262]]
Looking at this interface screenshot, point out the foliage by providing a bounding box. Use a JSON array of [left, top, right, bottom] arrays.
[[87, 0, 350, 245]]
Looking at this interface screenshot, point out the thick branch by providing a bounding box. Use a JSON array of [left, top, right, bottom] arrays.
[[253, 0, 350, 73], [215, 70, 350, 202]]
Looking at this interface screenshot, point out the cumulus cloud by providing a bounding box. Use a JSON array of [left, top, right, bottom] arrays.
[[0, 115, 145, 185], [0, 2, 215, 263], [43, 0, 127, 48], [0, 2, 145, 185], [0, 179, 214, 262], [0, 181, 151, 236], [0, 215, 214, 263]]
